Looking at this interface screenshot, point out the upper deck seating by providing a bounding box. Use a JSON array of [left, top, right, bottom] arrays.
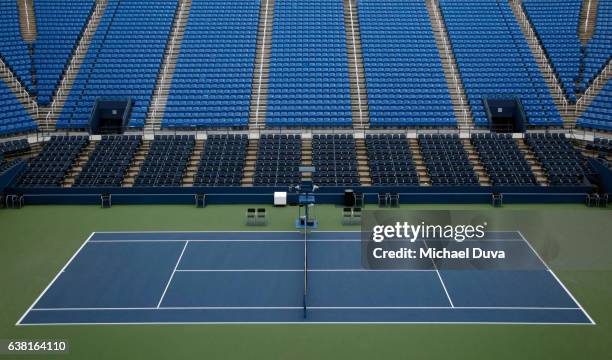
[[358, 0, 455, 126], [266, 0, 352, 127]]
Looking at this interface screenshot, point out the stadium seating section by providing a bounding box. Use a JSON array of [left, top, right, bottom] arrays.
[[418, 134, 478, 186], [254, 135, 301, 186], [0, 138, 30, 157], [135, 135, 194, 187], [75, 135, 140, 187], [440, 0, 562, 127], [195, 134, 247, 186], [358, 0, 455, 127], [578, 80, 611, 130], [587, 137, 612, 155], [163, 0, 259, 128], [526, 133, 592, 186], [312, 134, 360, 186], [17, 136, 88, 187], [583, 0, 611, 89], [33, 0, 96, 105], [0, 81, 36, 135], [522, 0, 582, 100], [57, 0, 176, 128], [0, 1, 33, 91], [266, 0, 352, 127], [471, 134, 536, 186], [0, 158, 21, 175], [366, 134, 419, 186]]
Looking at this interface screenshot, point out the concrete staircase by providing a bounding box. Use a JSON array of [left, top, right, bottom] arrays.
[[510, 0, 574, 126], [249, 0, 274, 130], [579, 0, 599, 44], [0, 58, 39, 124], [301, 138, 313, 182], [62, 140, 97, 188], [462, 139, 492, 186], [343, 0, 370, 130], [241, 138, 259, 186], [43, 0, 108, 133], [427, 0, 474, 130], [516, 138, 549, 186], [17, 0, 37, 43], [408, 139, 431, 186], [145, 0, 192, 132], [122, 139, 151, 187], [182, 138, 204, 187], [355, 138, 371, 186]]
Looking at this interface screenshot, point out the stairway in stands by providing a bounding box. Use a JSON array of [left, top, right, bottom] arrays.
[[510, 0, 610, 128], [301, 138, 313, 182], [343, 0, 370, 130], [408, 139, 431, 186], [43, 0, 108, 132], [145, 0, 192, 132], [182, 138, 204, 187], [62, 140, 98, 188], [516, 138, 549, 186], [461, 139, 491, 186], [122, 139, 151, 187], [249, 0, 275, 130], [427, 0, 474, 130], [354, 138, 371, 186], [579, 0, 599, 44], [17, 0, 37, 43], [241, 138, 259, 186]]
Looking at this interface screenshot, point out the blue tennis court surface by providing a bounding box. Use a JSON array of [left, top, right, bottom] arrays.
[[18, 231, 594, 325]]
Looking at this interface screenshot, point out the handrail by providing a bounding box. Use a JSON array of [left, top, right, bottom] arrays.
[[254, 0, 271, 129], [347, 0, 365, 129]]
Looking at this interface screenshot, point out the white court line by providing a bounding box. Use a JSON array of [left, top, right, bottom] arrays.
[[175, 269, 437, 272], [156, 241, 189, 309], [88, 239, 364, 243], [16, 321, 595, 326], [16, 232, 95, 326], [29, 306, 582, 311], [517, 231, 596, 325], [420, 238, 455, 308]]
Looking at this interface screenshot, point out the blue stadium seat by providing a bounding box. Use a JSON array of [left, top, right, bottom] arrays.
[[195, 134, 248, 186], [0, 1, 33, 91], [471, 133, 536, 186], [418, 134, 478, 186], [366, 134, 419, 186], [0, 81, 37, 135], [254, 135, 301, 186], [312, 134, 360, 186]]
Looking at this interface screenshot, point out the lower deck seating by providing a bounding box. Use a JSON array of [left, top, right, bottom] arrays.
[[586, 138, 611, 155], [75, 136, 141, 187], [195, 134, 248, 186], [254, 135, 301, 187], [17, 136, 88, 187], [525, 133, 592, 186], [135, 135, 194, 187], [0, 158, 21, 174], [418, 134, 478, 186], [472, 134, 536, 186], [366, 134, 418, 186], [312, 134, 360, 187], [0, 139, 30, 157]]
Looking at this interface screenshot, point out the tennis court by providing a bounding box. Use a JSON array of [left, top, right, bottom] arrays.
[[18, 231, 593, 325]]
